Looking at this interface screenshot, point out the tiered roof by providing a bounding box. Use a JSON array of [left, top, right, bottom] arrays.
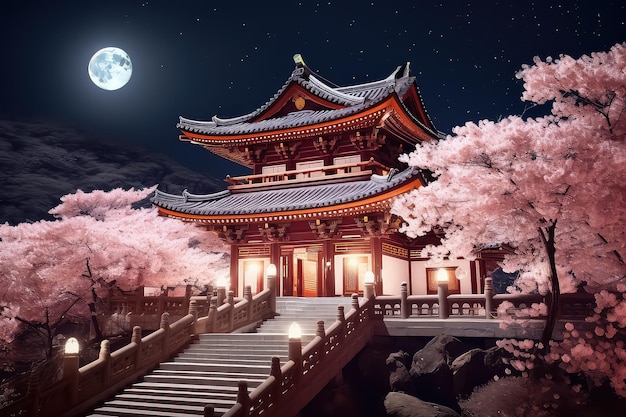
[[153, 57, 438, 223], [153, 167, 421, 223], [176, 57, 440, 167]]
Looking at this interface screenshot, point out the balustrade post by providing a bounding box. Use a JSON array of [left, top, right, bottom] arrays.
[[99, 340, 111, 387], [204, 405, 215, 417], [267, 274, 277, 315], [244, 285, 253, 320], [188, 299, 198, 318], [237, 381, 250, 417], [228, 290, 235, 331], [484, 277, 494, 319], [160, 312, 171, 361], [288, 323, 302, 380], [316, 320, 325, 338], [351, 293, 360, 311], [131, 326, 142, 367], [400, 282, 409, 319], [207, 298, 217, 333], [217, 287, 226, 307], [438, 282, 450, 319], [63, 338, 80, 406], [336, 306, 346, 340], [364, 280, 375, 300], [270, 356, 282, 403]]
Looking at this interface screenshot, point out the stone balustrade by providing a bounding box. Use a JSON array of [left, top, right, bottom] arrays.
[[373, 279, 595, 320], [2, 276, 597, 417], [218, 292, 375, 417], [2, 283, 275, 417]]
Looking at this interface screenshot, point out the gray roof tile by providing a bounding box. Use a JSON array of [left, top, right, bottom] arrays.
[[152, 167, 419, 217]]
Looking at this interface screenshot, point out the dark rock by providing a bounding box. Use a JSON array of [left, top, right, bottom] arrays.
[[386, 351, 413, 394], [450, 348, 488, 398], [384, 392, 460, 417], [409, 335, 464, 409]]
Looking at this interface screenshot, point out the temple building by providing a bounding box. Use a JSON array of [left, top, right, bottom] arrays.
[[152, 55, 486, 298]]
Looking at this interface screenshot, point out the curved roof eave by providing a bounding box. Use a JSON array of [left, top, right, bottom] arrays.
[[152, 167, 422, 219], [177, 63, 418, 133]]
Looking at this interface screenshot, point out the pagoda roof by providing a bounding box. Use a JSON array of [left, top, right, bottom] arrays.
[[177, 58, 439, 142], [152, 167, 422, 223]]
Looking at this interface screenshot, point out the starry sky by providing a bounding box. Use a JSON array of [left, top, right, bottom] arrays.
[[1, 1, 624, 181]]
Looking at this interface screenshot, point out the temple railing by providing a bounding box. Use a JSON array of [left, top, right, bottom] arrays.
[[1, 279, 277, 417], [224, 158, 387, 190], [215, 293, 376, 417], [373, 279, 596, 320]]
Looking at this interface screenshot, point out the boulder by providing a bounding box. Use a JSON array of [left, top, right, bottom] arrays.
[[386, 351, 413, 394], [384, 392, 460, 417], [409, 335, 465, 408], [450, 348, 488, 398]]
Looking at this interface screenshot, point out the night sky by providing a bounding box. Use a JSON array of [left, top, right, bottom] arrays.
[[1, 1, 624, 181]]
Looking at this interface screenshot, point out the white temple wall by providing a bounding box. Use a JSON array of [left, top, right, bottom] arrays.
[[381, 255, 408, 295]]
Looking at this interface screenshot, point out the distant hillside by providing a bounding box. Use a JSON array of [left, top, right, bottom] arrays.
[[0, 120, 224, 225]]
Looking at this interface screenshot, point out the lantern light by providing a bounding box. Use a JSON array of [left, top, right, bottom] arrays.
[[436, 268, 449, 283], [65, 337, 79, 355], [288, 322, 302, 339]]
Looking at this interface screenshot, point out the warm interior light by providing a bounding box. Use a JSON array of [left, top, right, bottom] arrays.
[[266, 263, 277, 277], [364, 271, 375, 284], [436, 268, 449, 283], [288, 322, 302, 339], [65, 337, 79, 355]]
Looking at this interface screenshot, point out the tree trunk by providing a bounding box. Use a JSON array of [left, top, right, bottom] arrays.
[[88, 286, 103, 341], [539, 222, 560, 348]]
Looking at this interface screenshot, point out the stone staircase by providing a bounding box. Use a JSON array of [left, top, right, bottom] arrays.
[[87, 296, 354, 416]]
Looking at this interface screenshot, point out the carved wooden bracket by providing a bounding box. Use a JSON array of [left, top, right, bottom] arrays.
[[354, 213, 401, 236], [350, 130, 385, 150], [258, 222, 290, 242], [218, 224, 249, 244], [308, 218, 342, 239], [274, 141, 301, 159], [241, 146, 266, 164], [313, 136, 337, 154]]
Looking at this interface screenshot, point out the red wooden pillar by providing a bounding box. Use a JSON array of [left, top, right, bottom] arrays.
[[230, 244, 239, 296], [371, 237, 383, 295]]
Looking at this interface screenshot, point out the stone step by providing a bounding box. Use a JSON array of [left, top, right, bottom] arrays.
[[180, 347, 288, 357], [86, 297, 356, 416], [172, 352, 288, 366], [143, 372, 266, 387], [130, 381, 239, 395], [90, 400, 208, 416], [173, 350, 288, 363], [159, 361, 271, 374], [116, 392, 235, 407]]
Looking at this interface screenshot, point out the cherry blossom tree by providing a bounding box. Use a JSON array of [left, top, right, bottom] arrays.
[[0, 187, 228, 356], [393, 43, 626, 348]]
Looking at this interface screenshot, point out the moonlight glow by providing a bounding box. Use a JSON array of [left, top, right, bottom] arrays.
[[88, 47, 132, 91]]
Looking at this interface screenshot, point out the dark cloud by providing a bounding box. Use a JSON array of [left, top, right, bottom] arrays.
[[0, 120, 223, 225]]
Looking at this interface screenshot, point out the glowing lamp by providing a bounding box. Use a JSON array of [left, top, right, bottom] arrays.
[[65, 337, 79, 355], [266, 263, 277, 278], [436, 268, 449, 283], [288, 322, 302, 339], [364, 271, 375, 284]]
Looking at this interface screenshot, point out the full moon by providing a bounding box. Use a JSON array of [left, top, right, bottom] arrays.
[[88, 47, 132, 91]]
